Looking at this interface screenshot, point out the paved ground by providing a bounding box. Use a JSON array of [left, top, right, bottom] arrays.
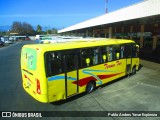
[[0, 41, 160, 120], [140, 59, 160, 72]]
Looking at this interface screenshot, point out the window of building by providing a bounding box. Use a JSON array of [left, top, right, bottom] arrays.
[[144, 37, 153, 49], [133, 37, 140, 46]]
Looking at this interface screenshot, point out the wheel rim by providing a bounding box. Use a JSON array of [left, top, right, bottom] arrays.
[[87, 82, 94, 93], [132, 67, 136, 75]]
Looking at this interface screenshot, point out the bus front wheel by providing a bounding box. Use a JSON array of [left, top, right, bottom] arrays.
[[86, 81, 95, 94]]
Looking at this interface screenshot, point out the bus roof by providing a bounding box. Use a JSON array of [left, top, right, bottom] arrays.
[[23, 38, 135, 51]]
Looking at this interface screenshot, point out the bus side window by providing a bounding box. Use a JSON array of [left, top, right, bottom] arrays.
[[114, 45, 121, 60], [100, 46, 108, 63], [121, 45, 125, 59], [107, 46, 113, 61], [132, 44, 139, 58], [46, 52, 62, 76], [93, 47, 99, 65], [125, 45, 132, 58], [136, 45, 139, 57], [81, 49, 92, 68], [81, 48, 100, 68], [66, 54, 76, 71]]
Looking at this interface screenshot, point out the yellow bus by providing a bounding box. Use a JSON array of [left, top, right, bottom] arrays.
[[21, 38, 139, 103]]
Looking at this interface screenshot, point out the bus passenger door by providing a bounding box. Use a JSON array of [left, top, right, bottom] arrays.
[[64, 54, 78, 98], [125, 44, 132, 74]]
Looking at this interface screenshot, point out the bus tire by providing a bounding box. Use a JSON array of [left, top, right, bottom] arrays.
[[86, 81, 95, 94], [132, 66, 136, 75]]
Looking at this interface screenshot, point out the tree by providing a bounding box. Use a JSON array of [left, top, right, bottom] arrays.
[[10, 21, 22, 34], [37, 25, 42, 34], [51, 28, 58, 34], [46, 29, 51, 34], [46, 28, 58, 35], [10, 21, 35, 35], [22, 22, 35, 35]]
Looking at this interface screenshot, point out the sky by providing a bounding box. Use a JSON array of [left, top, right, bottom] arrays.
[[0, 0, 143, 30]]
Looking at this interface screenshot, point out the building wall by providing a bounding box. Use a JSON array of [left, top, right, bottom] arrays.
[[59, 0, 160, 53]]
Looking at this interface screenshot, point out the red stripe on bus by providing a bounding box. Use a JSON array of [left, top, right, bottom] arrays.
[[72, 72, 124, 87], [72, 76, 97, 87], [98, 72, 124, 80]]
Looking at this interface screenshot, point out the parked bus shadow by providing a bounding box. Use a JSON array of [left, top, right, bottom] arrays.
[[51, 77, 127, 106], [51, 65, 143, 106], [98, 76, 127, 89]]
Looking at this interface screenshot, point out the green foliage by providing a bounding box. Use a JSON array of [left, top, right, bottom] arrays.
[[46, 28, 58, 34], [0, 31, 6, 36], [46, 30, 51, 34], [10, 21, 35, 35], [10, 21, 58, 36], [51, 28, 58, 34], [37, 25, 42, 34]]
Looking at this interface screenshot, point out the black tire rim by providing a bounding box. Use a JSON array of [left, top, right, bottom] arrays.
[[132, 67, 136, 75], [87, 82, 94, 93]]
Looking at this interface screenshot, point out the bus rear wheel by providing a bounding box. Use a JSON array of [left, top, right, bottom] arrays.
[[132, 66, 136, 75], [86, 81, 95, 94]]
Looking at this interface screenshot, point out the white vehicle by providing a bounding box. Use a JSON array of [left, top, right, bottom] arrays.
[[40, 37, 105, 44], [40, 36, 83, 44], [0, 37, 5, 42], [4, 40, 13, 44], [35, 35, 45, 40], [9, 37, 14, 41], [4, 37, 13, 44]]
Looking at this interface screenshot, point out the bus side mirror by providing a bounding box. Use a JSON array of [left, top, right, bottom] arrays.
[[86, 58, 90, 66], [116, 53, 120, 59], [103, 55, 107, 62]]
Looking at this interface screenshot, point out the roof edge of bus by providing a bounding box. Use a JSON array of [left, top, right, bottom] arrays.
[[22, 38, 135, 50]]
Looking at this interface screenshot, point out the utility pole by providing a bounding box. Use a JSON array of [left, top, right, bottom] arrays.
[[105, 0, 108, 13]]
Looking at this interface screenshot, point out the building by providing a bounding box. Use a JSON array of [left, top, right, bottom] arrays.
[[58, 0, 160, 59]]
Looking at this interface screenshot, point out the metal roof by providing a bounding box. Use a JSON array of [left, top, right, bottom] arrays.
[[58, 0, 160, 33]]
